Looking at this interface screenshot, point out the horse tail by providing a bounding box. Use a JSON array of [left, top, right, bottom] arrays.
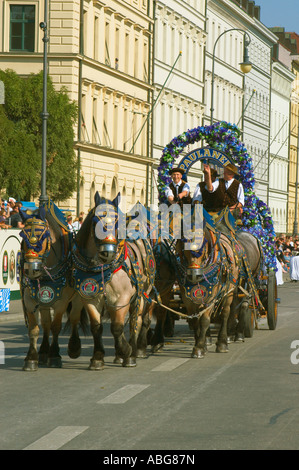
[[78, 307, 90, 335], [63, 303, 90, 336]]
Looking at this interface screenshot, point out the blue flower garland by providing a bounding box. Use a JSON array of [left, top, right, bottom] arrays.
[[158, 121, 277, 271]]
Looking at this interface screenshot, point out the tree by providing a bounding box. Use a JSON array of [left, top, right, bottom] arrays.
[[0, 69, 78, 202]]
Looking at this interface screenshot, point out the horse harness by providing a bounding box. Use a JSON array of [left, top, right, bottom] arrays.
[[20, 216, 71, 307], [71, 237, 156, 315]]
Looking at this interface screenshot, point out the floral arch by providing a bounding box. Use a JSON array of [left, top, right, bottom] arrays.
[[157, 121, 276, 271]]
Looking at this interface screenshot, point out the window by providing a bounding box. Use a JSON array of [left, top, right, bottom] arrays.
[[10, 5, 35, 52]]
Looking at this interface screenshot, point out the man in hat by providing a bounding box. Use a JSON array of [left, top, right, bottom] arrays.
[[200, 163, 244, 215], [165, 167, 191, 206], [8, 197, 16, 214]]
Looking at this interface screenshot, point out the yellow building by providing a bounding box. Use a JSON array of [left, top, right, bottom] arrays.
[[0, 0, 154, 215], [271, 29, 299, 235], [289, 61, 299, 235]]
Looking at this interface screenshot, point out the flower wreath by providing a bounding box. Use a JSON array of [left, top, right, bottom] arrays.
[[157, 121, 277, 271]]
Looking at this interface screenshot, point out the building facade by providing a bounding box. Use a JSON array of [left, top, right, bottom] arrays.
[[270, 28, 299, 235], [0, 0, 154, 215], [268, 56, 295, 234], [0, 0, 298, 236], [151, 0, 207, 205], [205, 0, 278, 208], [205, 0, 247, 126]]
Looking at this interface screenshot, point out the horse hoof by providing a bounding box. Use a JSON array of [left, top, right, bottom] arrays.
[[136, 349, 147, 358], [122, 357, 137, 367], [113, 356, 123, 364], [38, 353, 48, 365], [68, 347, 81, 359], [47, 357, 62, 368], [89, 359, 105, 371], [235, 333, 245, 343], [227, 336, 234, 344], [23, 360, 38, 371], [191, 348, 205, 358], [216, 344, 229, 353], [151, 343, 164, 353]]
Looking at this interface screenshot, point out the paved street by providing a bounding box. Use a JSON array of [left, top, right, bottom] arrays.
[[0, 277, 299, 451]]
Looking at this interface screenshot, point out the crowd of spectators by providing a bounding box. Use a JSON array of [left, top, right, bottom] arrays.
[[0, 198, 24, 229], [67, 212, 85, 233], [0, 198, 85, 233], [275, 234, 299, 283]]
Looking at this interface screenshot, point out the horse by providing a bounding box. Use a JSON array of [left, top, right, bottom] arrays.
[[173, 206, 263, 357], [70, 192, 156, 369], [19, 202, 87, 371], [148, 241, 179, 352], [149, 206, 239, 358], [207, 207, 264, 341], [227, 227, 264, 341]]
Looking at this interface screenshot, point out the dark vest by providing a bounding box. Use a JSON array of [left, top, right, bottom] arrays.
[[201, 179, 240, 212], [169, 182, 191, 206]]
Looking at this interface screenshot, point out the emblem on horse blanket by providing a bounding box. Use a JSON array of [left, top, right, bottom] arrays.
[[71, 248, 125, 299], [72, 267, 110, 299], [27, 279, 67, 306], [183, 262, 221, 305]]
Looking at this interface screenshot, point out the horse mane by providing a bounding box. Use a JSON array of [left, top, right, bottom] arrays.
[[75, 208, 95, 248], [45, 209, 64, 238], [76, 191, 121, 249]]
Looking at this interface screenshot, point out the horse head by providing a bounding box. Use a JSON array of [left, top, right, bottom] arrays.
[[177, 236, 210, 284], [19, 207, 51, 279], [76, 192, 124, 265], [176, 207, 218, 284], [94, 191, 122, 263]]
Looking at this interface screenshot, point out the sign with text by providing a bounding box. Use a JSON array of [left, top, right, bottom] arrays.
[[178, 147, 235, 173]]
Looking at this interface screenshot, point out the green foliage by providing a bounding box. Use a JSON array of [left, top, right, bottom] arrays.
[[0, 69, 78, 202]]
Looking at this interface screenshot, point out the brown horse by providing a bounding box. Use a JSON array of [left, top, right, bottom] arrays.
[[148, 241, 178, 352], [19, 202, 86, 371], [71, 192, 156, 369]]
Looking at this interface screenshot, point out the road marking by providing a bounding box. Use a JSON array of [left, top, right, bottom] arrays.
[[97, 384, 150, 404], [151, 358, 189, 372], [23, 426, 89, 450]]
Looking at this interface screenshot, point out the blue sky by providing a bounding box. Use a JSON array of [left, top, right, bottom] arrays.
[[257, 0, 298, 33]]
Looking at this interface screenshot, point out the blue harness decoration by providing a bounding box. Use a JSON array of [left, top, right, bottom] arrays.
[[71, 240, 128, 299], [20, 199, 72, 307], [27, 277, 68, 306], [181, 242, 232, 310]]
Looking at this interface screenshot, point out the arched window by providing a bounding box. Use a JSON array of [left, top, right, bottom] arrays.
[[131, 187, 136, 205], [111, 176, 118, 199], [102, 182, 106, 198], [90, 181, 96, 208]]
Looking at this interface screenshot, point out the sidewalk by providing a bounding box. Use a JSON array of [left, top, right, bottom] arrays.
[[0, 299, 24, 323]]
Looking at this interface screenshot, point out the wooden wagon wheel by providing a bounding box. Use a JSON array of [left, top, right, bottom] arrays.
[[266, 270, 278, 330], [243, 301, 255, 338]]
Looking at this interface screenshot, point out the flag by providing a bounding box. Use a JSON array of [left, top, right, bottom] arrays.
[[0, 289, 10, 312]]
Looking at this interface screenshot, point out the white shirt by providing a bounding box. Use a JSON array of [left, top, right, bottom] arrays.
[[165, 182, 190, 198], [193, 178, 244, 206], [193, 181, 217, 203], [72, 220, 81, 232]]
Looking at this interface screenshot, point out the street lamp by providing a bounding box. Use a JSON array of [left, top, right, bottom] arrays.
[[39, 0, 49, 207], [210, 28, 252, 124]]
